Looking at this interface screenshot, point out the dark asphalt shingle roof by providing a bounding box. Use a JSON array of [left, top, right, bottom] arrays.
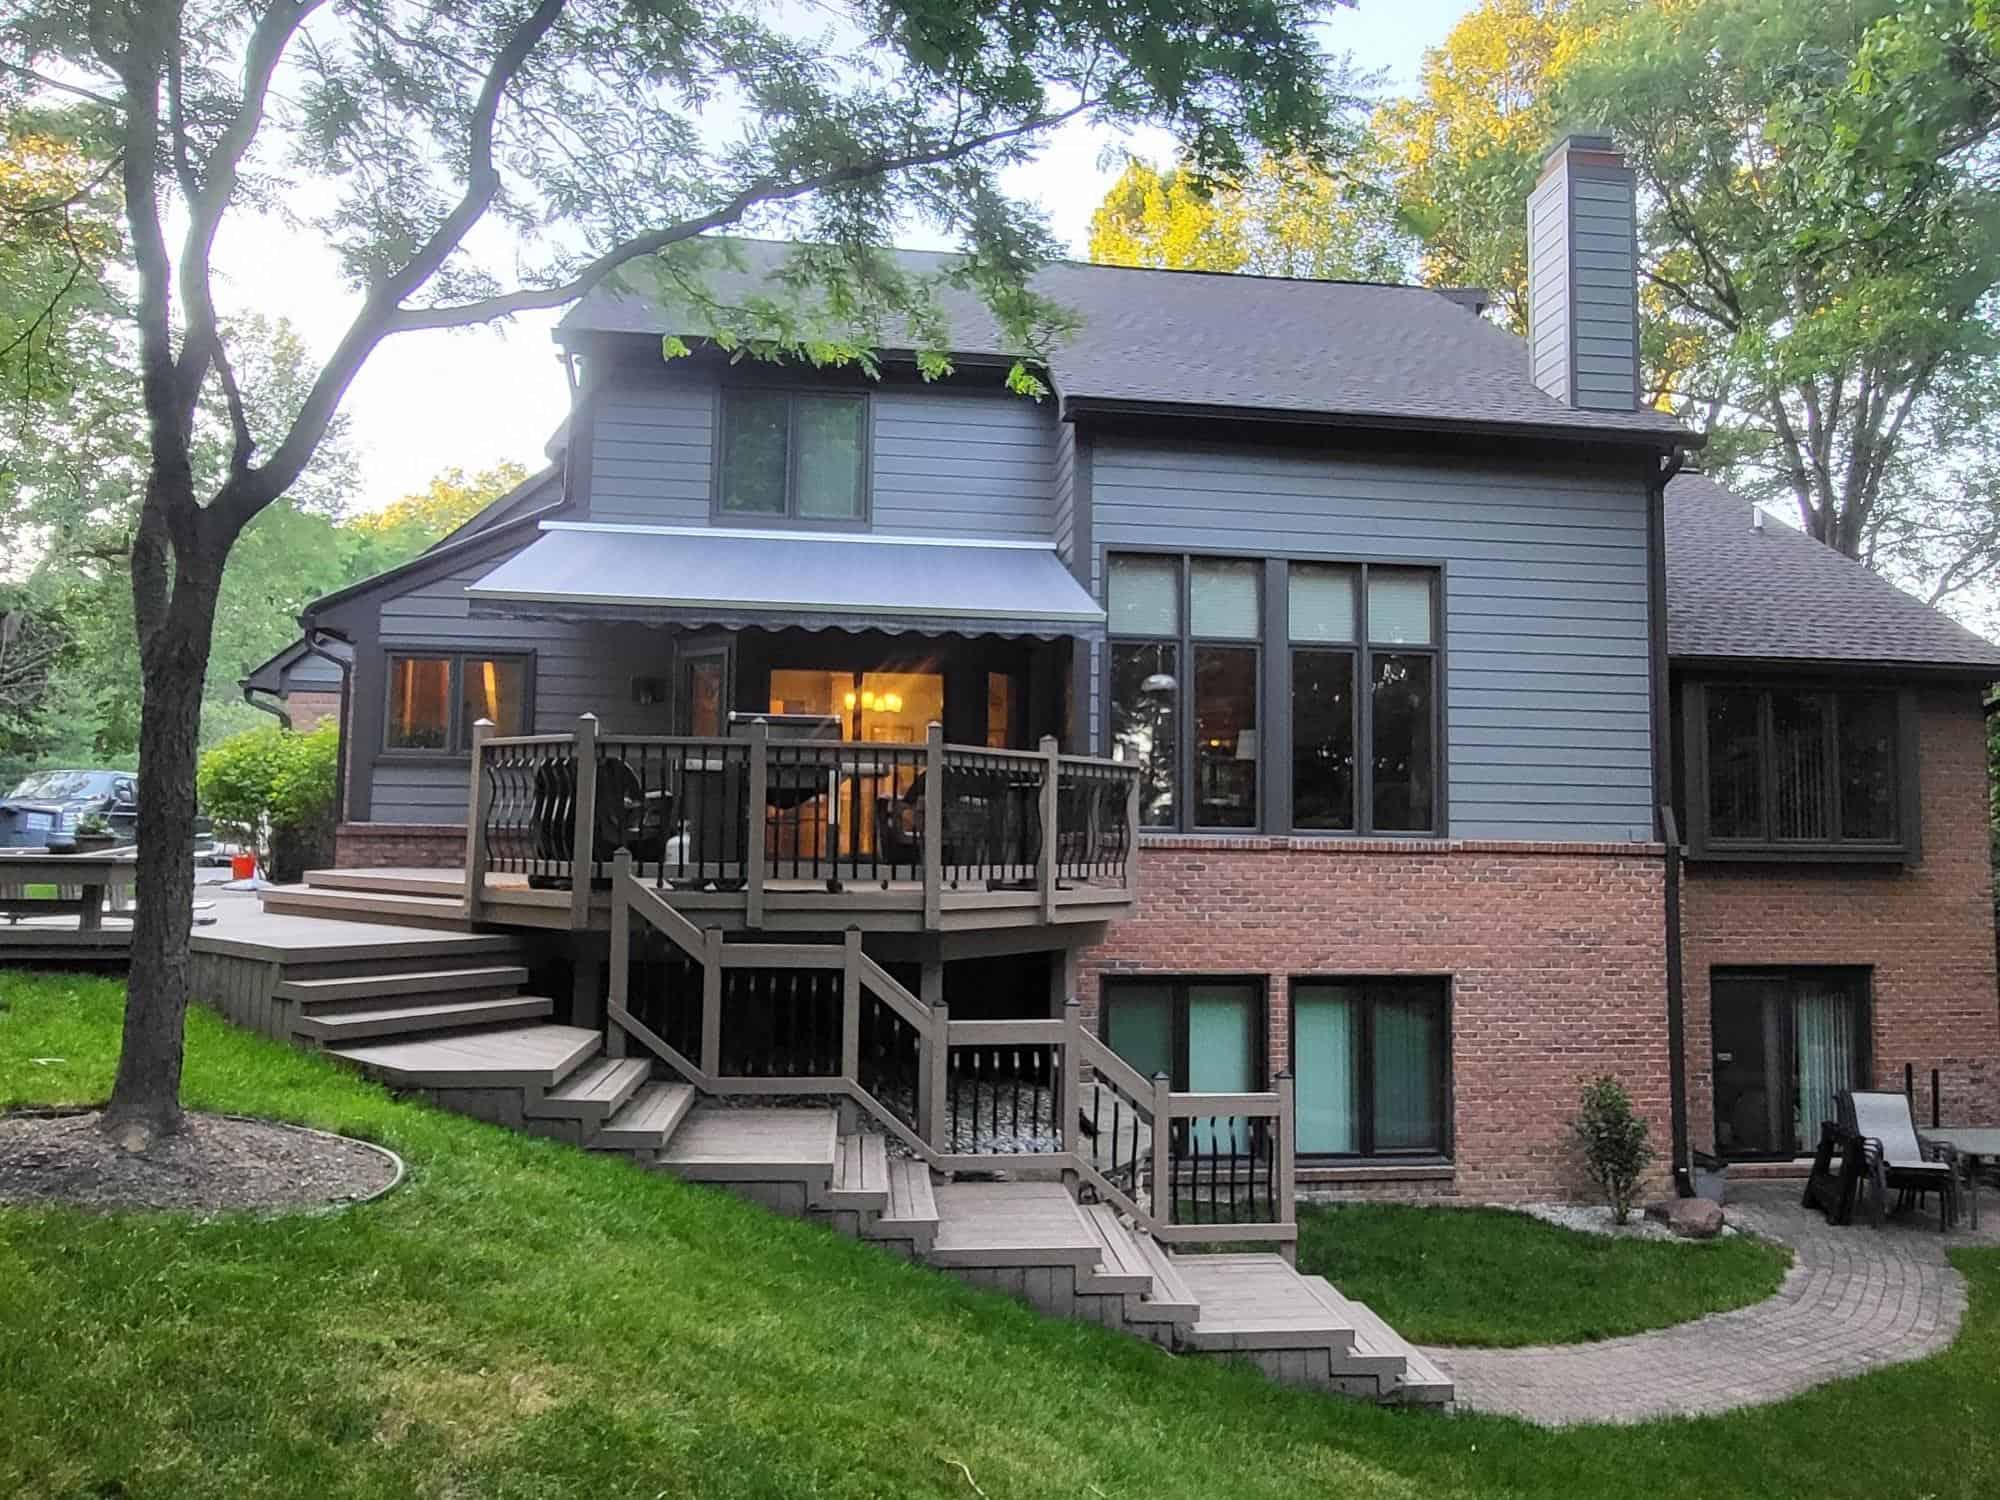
[[1666, 473, 2000, 673], [558, 240, 1686, 442]]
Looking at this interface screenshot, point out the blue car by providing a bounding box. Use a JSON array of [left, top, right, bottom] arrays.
[[0, 769, 138, 849]]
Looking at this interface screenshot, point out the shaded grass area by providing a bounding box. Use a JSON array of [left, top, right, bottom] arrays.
[[0, 972, 1993, 1499], [1298, 1202, 1793, 1347]]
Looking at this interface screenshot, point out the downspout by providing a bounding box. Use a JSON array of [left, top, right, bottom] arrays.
[[1650, 443, 1693, 1195], [241, 684, 292, 729], [302, 623, 355, 826]]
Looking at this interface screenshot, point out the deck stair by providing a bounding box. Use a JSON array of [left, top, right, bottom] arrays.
[[260, 882, 474, 931]]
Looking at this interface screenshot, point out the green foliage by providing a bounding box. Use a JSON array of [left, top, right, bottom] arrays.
[[1572, 1073, 1657, 1224], [195, 722, 337, 873]]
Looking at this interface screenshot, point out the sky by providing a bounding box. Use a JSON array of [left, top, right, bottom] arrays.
[[203, 1, 1475, 508]]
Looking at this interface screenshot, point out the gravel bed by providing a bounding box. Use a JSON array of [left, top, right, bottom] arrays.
[[0, 1109, 400, 1215], [1514, 1201, 1736, 1239]]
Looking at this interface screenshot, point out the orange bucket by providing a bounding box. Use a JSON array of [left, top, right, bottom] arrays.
[[229, 852, 257, 881]]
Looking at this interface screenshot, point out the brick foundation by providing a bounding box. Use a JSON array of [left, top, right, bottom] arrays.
[[286, 690, 342, 734], [1680, 685, 2000, 1154], [1076, 836, 1671, 1204], [334, 821, 465, 869]]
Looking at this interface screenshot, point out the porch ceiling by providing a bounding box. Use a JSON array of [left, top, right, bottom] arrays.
[[463, 522, 1105, 639]]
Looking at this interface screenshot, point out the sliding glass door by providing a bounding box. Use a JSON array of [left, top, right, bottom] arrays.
[[1710, 968, 1869, 1159]]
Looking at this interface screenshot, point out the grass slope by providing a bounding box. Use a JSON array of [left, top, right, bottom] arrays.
[[1298, 1202, 1792, 1346], [0, 973, 1994, 1499]]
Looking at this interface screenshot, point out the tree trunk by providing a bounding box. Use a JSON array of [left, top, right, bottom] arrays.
[[100, 543, 225, 1144]]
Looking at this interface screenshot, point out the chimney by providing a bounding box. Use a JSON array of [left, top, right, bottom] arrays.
[[1526, 133, 1639, 411]]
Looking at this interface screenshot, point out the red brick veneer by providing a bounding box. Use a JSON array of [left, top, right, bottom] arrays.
[[334, 822, 466, 869], [1076, 836, 1671, 1203]]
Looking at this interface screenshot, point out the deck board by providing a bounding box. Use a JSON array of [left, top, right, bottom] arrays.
[[329, 1024, 600, 1088], [928, 1181, 1102, 1269], [1176, 1253, 1356, 1353], [658, 1107, 837, 1182]]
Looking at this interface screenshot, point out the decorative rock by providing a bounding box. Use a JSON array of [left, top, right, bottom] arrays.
[[1646, 1196, 1726, 1239]]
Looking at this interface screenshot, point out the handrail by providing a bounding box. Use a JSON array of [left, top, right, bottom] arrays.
[[945, 1018, 1068, 1046], [1076, 1029, 1156, 1105], [855, 952, 931, 1033], [1164, 1091, 1286, 1118]]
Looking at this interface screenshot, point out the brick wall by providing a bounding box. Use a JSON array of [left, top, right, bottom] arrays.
[[286, 690, 342, 734], [1681, 685, 2000, 1152], [334, 822, 465, 869], [1076, 837, 1670, 1203]]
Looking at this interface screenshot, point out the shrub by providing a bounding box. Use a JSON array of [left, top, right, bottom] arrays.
[[196, 722, 338, 880], [1571, 1074, 1655, 1224]]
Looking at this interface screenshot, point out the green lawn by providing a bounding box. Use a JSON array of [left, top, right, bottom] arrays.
[[2, 973, 1994, 1499], [1297, 1202, 1792, 1346]]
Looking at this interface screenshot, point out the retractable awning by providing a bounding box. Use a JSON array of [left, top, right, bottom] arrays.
[[463, 521, 1105, 639]]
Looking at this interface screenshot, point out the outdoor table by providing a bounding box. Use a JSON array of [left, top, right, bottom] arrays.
[[0, 848, 138, 931], [1923, 1127, 2000, 1229]]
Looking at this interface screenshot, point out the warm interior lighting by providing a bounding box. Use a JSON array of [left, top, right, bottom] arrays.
[[843, 690, 857, 710], [481, 659, 500, 721]]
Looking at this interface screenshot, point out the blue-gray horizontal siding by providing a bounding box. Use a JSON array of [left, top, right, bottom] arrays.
[[584, 370, 1057, 540], [1527, 169, 1571, 405], [1568, 173, 1638, 410], [1089, 440, 1656, 842], [370, 547, 675, 824]]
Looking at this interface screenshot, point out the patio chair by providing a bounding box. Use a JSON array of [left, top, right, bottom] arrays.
[[1839, 1090, 1960, 1232]]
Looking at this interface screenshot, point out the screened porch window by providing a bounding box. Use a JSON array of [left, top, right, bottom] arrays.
[[385, 653, 529, 752], [1291, 978, 1448, 1158]]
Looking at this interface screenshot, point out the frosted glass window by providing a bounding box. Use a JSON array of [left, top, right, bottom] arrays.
[[1293, 987, 1359, 1155], [1372, 993, 1444, 1152], [1187, 983, 1258, 1094], [1289, 563, 1357, 642], [1105, 983, 1174, 1084], [1367, 568, 1435, 645], [1108, 556, 1180, 636], [1189, 558, 1261, 639]]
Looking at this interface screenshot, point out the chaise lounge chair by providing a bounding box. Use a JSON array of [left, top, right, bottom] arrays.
[[1839, 1089, 1960, 1233]]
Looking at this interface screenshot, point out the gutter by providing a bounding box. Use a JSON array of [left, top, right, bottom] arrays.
[[240, 684, 291, 729], [1653, 442, 1694, 1196]]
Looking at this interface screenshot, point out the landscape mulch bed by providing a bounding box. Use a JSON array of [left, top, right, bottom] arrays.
[[0, 1109, 399, 1214]]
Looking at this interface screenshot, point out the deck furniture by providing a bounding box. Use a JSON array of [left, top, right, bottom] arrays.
[[1921, 1126, 2000, 1230], [1803, 1121, 1864, 1225], [0, 849, 137, 931], [1840, 1090, 1960, 1232]]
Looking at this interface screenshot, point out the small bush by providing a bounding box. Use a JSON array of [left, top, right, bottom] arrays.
[[1571, 1074, 1655, 1224], [196, 722, 338, 879]]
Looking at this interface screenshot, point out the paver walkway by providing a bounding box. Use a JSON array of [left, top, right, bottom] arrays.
[[1423, 1182, 1997, 1425]]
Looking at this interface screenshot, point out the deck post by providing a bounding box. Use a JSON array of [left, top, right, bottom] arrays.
[[569, 713, 599, 930], [1038, 736, 1060, 923], [605, 850, 632, 1057], [922, 721, 944, 929], [1150, 1070, 1173, 1225], [927, 1000, 952, 1152], [464, 718, 494, 924], [839, 927, 863, 1134], [1059, 998, 1082, 1160], [700, 925, 724, 1077], [1275, 1070, 1297, 1262], [745, 717, 768, 929]]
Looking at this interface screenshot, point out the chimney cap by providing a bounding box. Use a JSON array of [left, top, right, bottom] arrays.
[[1540, 132, 1628, 177]]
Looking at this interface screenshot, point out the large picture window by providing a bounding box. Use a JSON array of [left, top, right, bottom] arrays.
[[717, 390, 866, 522], [1291, 978, 1449, 1158], [1101, 977, 1265, 1094], [1290, 562, 1439, 833], [385, 652, 530, 752], [1687, 682, 1912, 856]]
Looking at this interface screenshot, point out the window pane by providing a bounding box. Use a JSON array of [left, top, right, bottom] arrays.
[[794, 397, 865, 518], [1194, 645, 1257, 828], [387, 657, 451, 750], [1291, 649, 1355, 830], [1371, 653, 1435, 831], [1289, 563, 1357, 642], [684, 658, 724, 737], [1770, 690, 1831, 840], [1838, 692, 1897, 842], [1190, 558, 1260, 639], [1111, 642, 1178, 827], [986, 672, 1014, 749], [1293, 983, 1359, 1154], [461, 658, 527, 739], [1367, 568, 1434, 645], [1108, 555, 1179, 635], [1372, 988, 1444, 1152], [1706, 687, 1764, 839], [719, 392, 789, 514], [1187, 982, 1259, 1093], [1105, 983, 1175, 1085]]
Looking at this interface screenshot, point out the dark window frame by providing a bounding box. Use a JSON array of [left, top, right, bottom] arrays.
[[1097, 974, 1270, 1092], [1287, 975, 1453, 1162], [380, 647, 536, 758], [711, 386, 872, 528], [1709, 964, 1873, 1162], [1681, 679, 1919, 862]]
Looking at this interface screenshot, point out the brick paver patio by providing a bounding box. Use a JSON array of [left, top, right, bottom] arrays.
[[1423, 1182, 1996, 1425]]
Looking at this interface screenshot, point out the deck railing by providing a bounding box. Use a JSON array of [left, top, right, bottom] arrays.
[[465, 715, 1142, 930], [603, 854, 1294, 1253]]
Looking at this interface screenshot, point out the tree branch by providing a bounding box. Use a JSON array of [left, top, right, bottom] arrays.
[[0, 60, 124, 111]]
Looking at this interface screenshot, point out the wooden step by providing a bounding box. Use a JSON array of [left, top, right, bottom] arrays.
[[927, 1181, 1102, 1270], [1123, 1227, 1200, 1323], [296, 994, 552, 1042], [657, 1107, 838, 1185], [329, 1024, 601, 1089], [1301, 1277, 1453, 1406], [304, 868, 468, 899], [824, 1133, 890, 1213], [277, 964, 529, 1006], [1077, 1204, 1154, 1296], [1175, 1253, 1356, 1354], [260, 885, 471, 932], [529, 1057, 654, 1123], [593, 1082, 697, 1151], [866, 1158, 940, 1250]]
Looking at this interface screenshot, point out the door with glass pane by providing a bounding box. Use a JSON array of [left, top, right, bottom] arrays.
[[1291, 978, 1449, 1159], [1710, 968, 1869, 1160], [1102, 977, 1265, 1156]]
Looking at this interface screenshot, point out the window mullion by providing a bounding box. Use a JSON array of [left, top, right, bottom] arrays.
[[1756, 688, 1775, 843], [1821, 690, 1841, 844], [784, 395, 800, 519]]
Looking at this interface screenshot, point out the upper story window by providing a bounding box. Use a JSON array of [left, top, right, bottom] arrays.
[[1684, 681, 1914, 858], [717, 390, 866, 523], [386, 652, 530, 753]]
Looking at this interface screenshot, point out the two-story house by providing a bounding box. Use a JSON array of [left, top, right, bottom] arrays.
[[258, 135, 2000, 1204]]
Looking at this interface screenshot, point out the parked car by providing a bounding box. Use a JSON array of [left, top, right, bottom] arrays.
[[0, 769, 137, 849]]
